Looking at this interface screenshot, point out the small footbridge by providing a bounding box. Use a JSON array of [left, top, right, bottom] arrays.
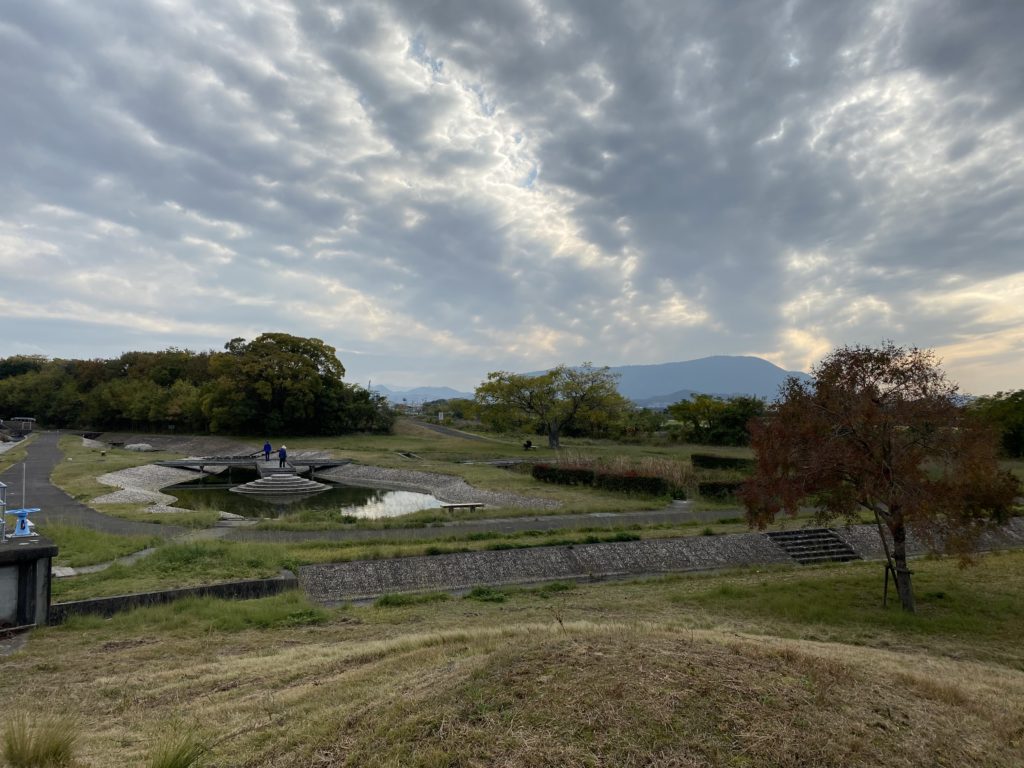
[[156, 454, 351, 481]]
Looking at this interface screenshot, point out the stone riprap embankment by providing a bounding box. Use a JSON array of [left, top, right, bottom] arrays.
[[319, 464, 560, 510], [834, 517, 1024, 559], [298, 518, 1024, 603], [299, 532, 793, 603]]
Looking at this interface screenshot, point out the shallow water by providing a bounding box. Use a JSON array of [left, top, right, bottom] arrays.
[[166, 483, 442, 520]]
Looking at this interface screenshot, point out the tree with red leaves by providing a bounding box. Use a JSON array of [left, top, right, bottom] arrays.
[[741, 343, 1019, 612]]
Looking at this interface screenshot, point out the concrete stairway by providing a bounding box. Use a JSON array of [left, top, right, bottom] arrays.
[[764, 528, 861, 565], [230, 474, 331, 496]]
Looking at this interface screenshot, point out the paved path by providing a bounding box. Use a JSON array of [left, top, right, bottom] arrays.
[[410, 421, 499, 442], [0, 432, 185, 538], [224, 503, 743, 544]]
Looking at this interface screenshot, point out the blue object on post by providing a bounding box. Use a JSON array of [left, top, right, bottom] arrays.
[[5, 508, 40, 538]]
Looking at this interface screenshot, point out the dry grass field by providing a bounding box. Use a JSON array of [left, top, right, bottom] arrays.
[[3, 551, 1023, 767]]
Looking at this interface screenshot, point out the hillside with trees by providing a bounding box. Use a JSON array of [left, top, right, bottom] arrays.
[[0, 333, 393, 436]]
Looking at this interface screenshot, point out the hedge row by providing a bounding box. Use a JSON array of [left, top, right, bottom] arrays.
[[532, 464, 671, 496], [697, 481, 746, 499], [595, 471, 669, 496], [691, 453, 755, 471], [531, 464, 595, 485]]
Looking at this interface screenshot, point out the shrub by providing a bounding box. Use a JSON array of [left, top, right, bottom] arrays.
[[691, 453, 755, 471], [375, 592, 450, 608], [531, 463, 595, 485], [147, 732, 206, 768], [594, 471, 669, 496], [3, 713, 78, 767], [464, 586, 507, 602], [698, 481, 746, 499]]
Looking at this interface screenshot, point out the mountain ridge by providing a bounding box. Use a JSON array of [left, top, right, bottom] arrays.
[[372, 355, 810, 405]]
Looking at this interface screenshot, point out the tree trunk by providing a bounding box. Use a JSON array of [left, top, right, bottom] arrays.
[[891, 522, 916, 613]]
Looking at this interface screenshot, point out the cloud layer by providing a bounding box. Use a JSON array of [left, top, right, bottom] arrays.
[[2, 0, 1022, 392]]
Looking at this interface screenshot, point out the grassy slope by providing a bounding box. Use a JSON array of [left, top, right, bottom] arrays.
[[0, 433, 35, 474], [8, 551, 1024, 767]]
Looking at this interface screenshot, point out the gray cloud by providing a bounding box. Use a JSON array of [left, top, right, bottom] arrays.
[[1, 0, 1022, 393]]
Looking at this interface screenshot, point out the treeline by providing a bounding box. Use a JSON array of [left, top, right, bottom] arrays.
[[425, 391, 767, 447], [0, 333, 394, 436], [971, 390, 1024, 458]]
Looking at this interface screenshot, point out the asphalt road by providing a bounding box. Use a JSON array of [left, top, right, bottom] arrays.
[[0, 432, 185, 538]]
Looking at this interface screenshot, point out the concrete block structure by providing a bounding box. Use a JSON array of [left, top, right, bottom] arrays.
[[0, 536, 58, 627]]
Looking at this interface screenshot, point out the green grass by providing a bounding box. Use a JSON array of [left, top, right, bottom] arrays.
[[146, 732, 207, 768], [90, 504, 220, 529], [51, 541, 297, 602], [39, 523, 161, 567], [374, 591, 450, 608], [60, 590, 329, 635], [0, 434, 34, 474]]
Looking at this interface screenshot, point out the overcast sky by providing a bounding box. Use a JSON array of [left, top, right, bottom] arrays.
[[2, 0, 1022, 393]]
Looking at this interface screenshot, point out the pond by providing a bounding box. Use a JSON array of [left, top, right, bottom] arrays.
[[165, 475, 442, 521]]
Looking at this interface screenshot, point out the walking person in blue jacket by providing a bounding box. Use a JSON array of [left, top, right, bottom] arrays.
[[263, 440, 272, 462], [278, 445, 287, 468]]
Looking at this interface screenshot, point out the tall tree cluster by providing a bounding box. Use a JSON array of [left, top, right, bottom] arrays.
[[665, 394, 765, 446], [475, 364, 630, 447], [0, 334, 394, 436]]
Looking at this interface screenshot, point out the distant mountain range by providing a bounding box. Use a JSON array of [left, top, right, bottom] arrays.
[[370, 384, 475, 404], [372, 356, 810, 407], [608, 356, 810, 406]]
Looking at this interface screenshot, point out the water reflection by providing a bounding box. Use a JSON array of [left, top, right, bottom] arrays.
[[166, 484, 442, 520]]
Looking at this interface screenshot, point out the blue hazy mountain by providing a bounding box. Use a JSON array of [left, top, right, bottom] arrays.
[[608, 356, 810, 403], [371, 384, 474, 404]]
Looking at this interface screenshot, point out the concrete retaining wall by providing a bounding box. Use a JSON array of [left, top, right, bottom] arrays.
[[48, 571, 298, 624]]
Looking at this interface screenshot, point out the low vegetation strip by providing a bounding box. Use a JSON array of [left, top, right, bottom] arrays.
[[299, 533, 794, 602], [49, 572, 298, 624]]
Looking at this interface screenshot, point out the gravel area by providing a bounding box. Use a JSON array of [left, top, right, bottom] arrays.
[[319, 464, 561, 509], [92, 464, 212, 511]]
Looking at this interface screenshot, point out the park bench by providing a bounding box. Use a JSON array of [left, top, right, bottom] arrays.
[[440, 502, 485, 513]]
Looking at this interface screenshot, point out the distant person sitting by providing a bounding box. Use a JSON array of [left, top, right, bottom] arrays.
[[278, 445, 288, 468], [523, 439, 533, 451], [263, 441, 272, 462]]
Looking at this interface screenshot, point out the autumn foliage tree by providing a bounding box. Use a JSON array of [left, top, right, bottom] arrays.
[[741, 343, 1019, 612]]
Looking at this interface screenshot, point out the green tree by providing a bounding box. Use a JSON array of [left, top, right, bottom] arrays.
[[741, 343, 1019, 612], [0, 355, 48, 380], [475, 364, 628, 448], [666, 395, 765, 446], [205, 333, 372, 435], [971, 390, 1024, 458]]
